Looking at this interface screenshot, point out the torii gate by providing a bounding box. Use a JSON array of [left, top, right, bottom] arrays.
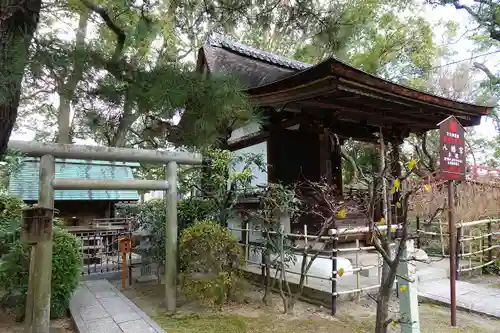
[[7, 140, 202, 333]]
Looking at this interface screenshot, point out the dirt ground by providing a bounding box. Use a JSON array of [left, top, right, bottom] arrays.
[[0, 309, 74, 333], [118, 280, 500, 333]]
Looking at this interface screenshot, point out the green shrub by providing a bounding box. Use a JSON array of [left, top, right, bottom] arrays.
[[0, 191, 25, 257], [116, 197, 216, 266], [178, 197, 217, 229], [179, 220, 243, 307], [0, 227, 82, 318]]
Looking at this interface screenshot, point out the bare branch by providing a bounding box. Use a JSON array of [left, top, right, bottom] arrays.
[[420, 132, 436, 172], [473, 62, 500, 84]]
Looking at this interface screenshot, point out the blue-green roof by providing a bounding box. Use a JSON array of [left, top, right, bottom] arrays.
[[9, 158, 140, 201]]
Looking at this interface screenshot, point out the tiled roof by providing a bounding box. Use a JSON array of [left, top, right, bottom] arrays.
[[206, 33, 311, 70], [9, 158, 140, 201]]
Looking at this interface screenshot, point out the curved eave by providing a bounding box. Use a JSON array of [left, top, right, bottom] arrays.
[[245, 58, 492, 127]]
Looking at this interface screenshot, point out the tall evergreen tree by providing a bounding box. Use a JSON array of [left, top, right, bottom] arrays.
[[0, 0, 42, 156]]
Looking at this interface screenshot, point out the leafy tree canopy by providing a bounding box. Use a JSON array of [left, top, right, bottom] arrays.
[[17, 0, 448, 151]]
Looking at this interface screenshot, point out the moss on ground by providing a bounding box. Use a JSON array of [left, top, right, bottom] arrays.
[[118, 280, 499, 333], [154, 313, 354, 333], [154, 311, 494, 333]]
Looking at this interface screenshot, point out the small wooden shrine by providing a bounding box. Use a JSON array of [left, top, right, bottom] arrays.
[[196, 33, 491, 241]]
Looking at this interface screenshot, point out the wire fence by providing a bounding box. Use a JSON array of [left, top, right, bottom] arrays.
[[228, 221, 403, 311], [416, 217, 500, 276]]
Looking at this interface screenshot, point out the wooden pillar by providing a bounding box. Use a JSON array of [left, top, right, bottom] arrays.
[[25, 155, 55, 333], [331, 136, 343, 195], [165, 161, 178, 313], [319, 128, 332, 184], [267, 129, 274, 183], [265, 109, 280, 185], [391, 139, 403, 224]]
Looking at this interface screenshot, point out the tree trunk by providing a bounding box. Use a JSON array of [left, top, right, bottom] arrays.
[[374, 290, 391, 333], [262, 230, 272, 306], [110, 91, 139, 147], [375, 252, 401, 333], [262, 258, 272, 305], [56, 9, 89, 144], [57, 95, 72, 143], [0, 0, 42, 157]]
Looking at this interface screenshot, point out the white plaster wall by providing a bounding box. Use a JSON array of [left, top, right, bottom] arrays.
[[232, 141, 268, 188], [229, 121, 268, 188], [143, 191, 164, 201]]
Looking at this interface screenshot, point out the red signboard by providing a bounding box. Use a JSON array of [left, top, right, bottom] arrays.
[[439, 116, 466, 181]]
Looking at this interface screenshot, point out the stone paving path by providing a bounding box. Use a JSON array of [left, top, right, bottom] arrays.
[[69, 280, 166, 333], [418, 278, 500, 318]]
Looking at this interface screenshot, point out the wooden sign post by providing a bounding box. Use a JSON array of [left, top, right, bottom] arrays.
[[438, 116, 466, 327], [119, 237, 132, 290]]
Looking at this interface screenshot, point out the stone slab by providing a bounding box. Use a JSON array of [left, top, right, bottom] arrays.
[[85, 317, 122, 333], [69, 280, 166, 333], [119, 319, 157, 333], [98, 296, 141, 323], [418, 278, 500, 319], [79, 304, 109, 322], [94, 290, 117, 299]]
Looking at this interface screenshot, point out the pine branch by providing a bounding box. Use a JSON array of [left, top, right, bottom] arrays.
[[80, 0, 125, 63]]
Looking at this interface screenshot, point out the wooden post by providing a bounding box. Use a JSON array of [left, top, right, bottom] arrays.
[[244, 219, 249, 262], [468, 230, 472, 278], [487, 221, 493, 263], [25, 155, 55, 333], [304, 225, 308, 285], [122, 253, 127, 290], [391, 140, 403, 224], [448, 180, 457, 327], [331, 136, 343, 195], [331, 228, 338, 315], [479, 231, 483, 276], [416, 216, 420, 249], [355, 239, 360, 301], [128, 233, 133, 287], [437, 116, 465, 328], [379, 130, 391, 281], [456, 225, 462, 280], [165, 161, 178, 313]]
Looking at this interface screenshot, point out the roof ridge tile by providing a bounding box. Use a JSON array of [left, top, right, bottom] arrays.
[[206, 32, 311, 71]]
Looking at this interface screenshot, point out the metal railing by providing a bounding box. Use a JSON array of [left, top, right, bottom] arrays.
[[72, 229, 131, 276], [228, 222, 400, 313], [64, 220, 134, 277]]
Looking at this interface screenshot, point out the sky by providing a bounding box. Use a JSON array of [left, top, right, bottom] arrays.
[[421, 1, 498, 141], [9, 0, 498, 147]]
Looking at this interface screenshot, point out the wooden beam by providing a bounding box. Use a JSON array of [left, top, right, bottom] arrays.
[[248, 77, 335, 106], [299, 100, 432, 128], [322, 94, 452, 127], [228, 132, 269, 151]]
